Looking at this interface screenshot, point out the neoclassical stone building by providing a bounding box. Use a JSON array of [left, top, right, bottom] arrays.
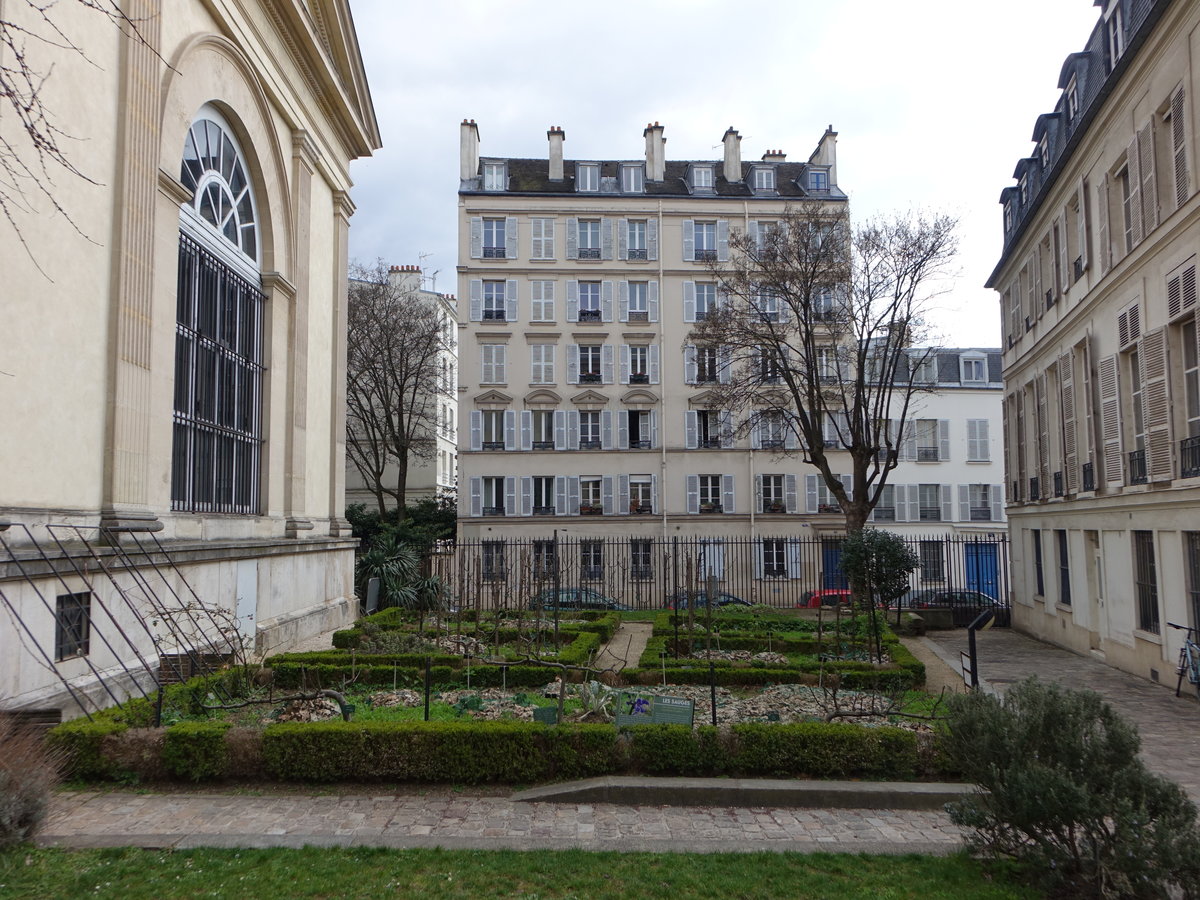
[[0, 0, 380, 716]]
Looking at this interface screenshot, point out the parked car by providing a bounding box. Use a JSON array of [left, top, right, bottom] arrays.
[[667, 590, 752, 610], [528, 587, 631, 612], [887, 588, 1000, 610], [797, 588, 852, 608]]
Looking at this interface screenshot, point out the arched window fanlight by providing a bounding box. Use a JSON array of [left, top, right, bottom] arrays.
[[180, 118, 258, 261]]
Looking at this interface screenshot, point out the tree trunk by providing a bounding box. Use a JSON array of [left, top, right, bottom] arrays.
[[393, 454, 409, 520]]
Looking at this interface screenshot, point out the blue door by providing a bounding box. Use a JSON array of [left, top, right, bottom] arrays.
[[965, 542, 999, 600], [822, 540, 848, 589]]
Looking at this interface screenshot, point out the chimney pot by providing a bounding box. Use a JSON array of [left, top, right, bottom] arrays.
[[460, 118, 481, 181], [722, 127, 742, 183], [548, 125, 565, 180]]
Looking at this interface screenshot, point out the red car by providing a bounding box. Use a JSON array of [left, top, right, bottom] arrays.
[[797, 588, 852, 608]]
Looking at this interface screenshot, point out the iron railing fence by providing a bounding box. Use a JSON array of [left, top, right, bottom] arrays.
[[431, 534, 1011, 614]]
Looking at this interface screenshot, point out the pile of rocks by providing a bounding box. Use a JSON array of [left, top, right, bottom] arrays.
[[687, 649, 790, 666], [275, 697, 340, 723]]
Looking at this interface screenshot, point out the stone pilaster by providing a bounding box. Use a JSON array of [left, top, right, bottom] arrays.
[[328, 190, 355, 538]]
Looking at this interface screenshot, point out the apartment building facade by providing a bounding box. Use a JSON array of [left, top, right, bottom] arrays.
[[456, 121, 1005, 603], [988, 0, 1199, 682], [345, 265, 458, 509]]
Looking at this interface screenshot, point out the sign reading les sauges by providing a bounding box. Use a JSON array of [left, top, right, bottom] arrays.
[[615, 692, 695, 726]]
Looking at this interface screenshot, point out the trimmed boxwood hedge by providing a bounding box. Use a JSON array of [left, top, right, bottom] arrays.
[[335, 612, 621, 649], [50, 717, 930, 784]]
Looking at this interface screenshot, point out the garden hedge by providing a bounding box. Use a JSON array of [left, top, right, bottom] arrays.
[[50, 718, 930, 784], [335, 611, 621, 649]]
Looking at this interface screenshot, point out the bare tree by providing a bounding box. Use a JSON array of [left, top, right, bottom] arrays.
[[691, 201, 957, 533], [346, 261, 452, 517]]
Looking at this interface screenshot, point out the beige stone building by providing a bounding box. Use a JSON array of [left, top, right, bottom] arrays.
[[988, 0, 1199, 684], [455, 121, 1007, 606], [0, 0, 379, 716]]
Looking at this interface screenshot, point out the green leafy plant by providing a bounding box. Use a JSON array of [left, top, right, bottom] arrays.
[[162, 721, 233, 782], [839, 529, 919, 660], [944, 678, 1200, 897]]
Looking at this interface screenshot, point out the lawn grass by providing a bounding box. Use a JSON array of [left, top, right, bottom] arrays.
[[0, 846, 1041, 899]]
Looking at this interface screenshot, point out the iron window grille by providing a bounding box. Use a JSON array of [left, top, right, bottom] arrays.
[[1029, 476, 1040, 501], [1181, 436, 1200, 478], [1128, 449, 1148, 485], [1082, 462, 1095, 491], [1053, 471, 1064, 497], [54, 591, 91, 660]]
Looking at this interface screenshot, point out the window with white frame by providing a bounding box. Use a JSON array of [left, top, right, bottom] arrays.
[[621, 165, 644, 193], [967, 419, 991, 461], [1038, 135, 1049, 169], [578, 345, 602, 382], [915, 419, 939, 461], [481, 410, 505, 450], [758, 411, 787, 448], [698, 474, 723, 511], [761, 474, 785, 513], [630, 538, 653, 578], [808, 169, 829, 191], [910, 353, 937, 383], [627, 220, 647, 259], [872, 484, 897, 521], [578, 219, 601, 258], [532, 476, 554, 515], [756, 286, 779, 321], [627, 411, 652, 448], [533, 539, 557, 575], [580, 476, 602, 512], [692, 166, 713, 189], [969, 484, 993, 521], [694, 223, 717, 260], [1106, 2, 1125, 69], [696, 346, 721, 383], [817, 347, 839, 383], [627, 282, 648, 319], [482, 540, 506, 579], [918, 484, 941, 521], [581, 540, 604, 579], [483, 162, 506, 191], [530, 344, 554, 384], [55, 591, 91, 660], [530, 280, 554, 321], [1185, 318, 1200, 445], [696, 410, 721, 448], [630, 476, 653, 512], [482, 218, 506, 258], [578, 281, 601, 320], [695, 282, 716, 320], [480, 344, 506, 383], [755, 221, 779, 255], [1066, 76, 1079, 123], [761, 539, 787, 577], [628, 345, 649, 383], [961, 354, 987, 383], [919, 540, 944, 580], [482, 478, 505, 516], [531, 410, 554, 449], [576, 163, 599, 192], [579, 411, 601, 449], [759, 347, 782, 384], [754, 167, 776, 191], [482, 280, 507, 320]]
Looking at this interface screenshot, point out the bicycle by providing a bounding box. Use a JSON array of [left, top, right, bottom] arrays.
[[1168, 622, 1200, 699]]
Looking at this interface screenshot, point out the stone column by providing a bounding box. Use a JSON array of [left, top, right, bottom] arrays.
[[101, 0, 163, 536], [328, 190, 355, 537]]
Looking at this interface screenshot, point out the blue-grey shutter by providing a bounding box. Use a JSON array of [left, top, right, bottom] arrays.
[[520, 477, 533, 516], [750, 416, 762, 449], [747, 221, 759, 252], [784, 419, 799, 450], [619, 281, 629, 322], [840, 474, 854, 501], [566, 218, 578, 258], [785, 474, 798, 513], [566, 281, 579, 322], [682, 220, 695, 261], [717, 220, 730, 261], [555, 475, 567, 515], [940, 484, 954, 521], [505, 216, 518, 259], [469, 411, 482, 451], [686, 475, 699, 514], [617, 475, 630, 514], [602, 475, 615, 514], [683, 282, 696, 322], [601, 410, 614, 450], [685, 411, 698, 449], [650, 474, 659, 514], [602, 344, 615, 384], [505, 279, 518, 321], [786, 540, 803, 579], [902, 484, 919, 522], [647, 219, 659, 260], [568, 476, 580, 515], [567, 411, 580, 449], [649, 344, 660, 384], [991, 484, 1004, 521], [754, 541, 765, 579], [718, 346, 732, 384], [504, 476, 516, 515], [601, 218, 613, 260], [719, 411, 733, 448], [617, 410, 629, 447], [567, 344, 579, 383], [649, 411, 658, 448], [469, 279, 482, 321], [722, 474, 735, 513], [901, 421, 917, 461], [469, 477, 482, 517], [470, 217, 482, 258], [520, 410, 532, 450], [554, 410, 567, 450], [618, 220, 628, 259], [601, 281, 614, 322], [958, 485, 970, 522], [648, 281, 659, 322], [619, 345, 630, 384], [938, 420, 951, 461], [504, 410, 517, 450], [805, 474, 818, 513]]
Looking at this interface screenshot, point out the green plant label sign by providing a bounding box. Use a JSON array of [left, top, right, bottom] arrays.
[[533, 706, 559, 725], [615, 692, 694, 727]]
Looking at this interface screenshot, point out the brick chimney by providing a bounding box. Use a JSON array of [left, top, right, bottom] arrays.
[[761, 148, 786, 163], [387, 264, 422, 294], [548, 126, 565, 181], [722, 127, 742, 183], [460, 119, 480, 181], [644, 121, 665, 181]]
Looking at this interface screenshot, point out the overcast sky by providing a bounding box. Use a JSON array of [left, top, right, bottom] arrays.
[[346, 0, 1100, 348]]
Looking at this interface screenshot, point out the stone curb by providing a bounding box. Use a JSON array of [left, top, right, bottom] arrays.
[[512, 776, 977, 811]]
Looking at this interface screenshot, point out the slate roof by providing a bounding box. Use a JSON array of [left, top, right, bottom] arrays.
[[465, 158, 847, 201]]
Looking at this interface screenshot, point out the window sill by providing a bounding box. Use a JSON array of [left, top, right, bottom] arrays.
[[1133, 629, 1163, 645]]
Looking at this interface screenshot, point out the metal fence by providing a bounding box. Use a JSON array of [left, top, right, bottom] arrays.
[[431, 534, 1010, 613]]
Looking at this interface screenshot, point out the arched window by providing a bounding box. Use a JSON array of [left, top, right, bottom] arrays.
[[171, 113, 265, 515]]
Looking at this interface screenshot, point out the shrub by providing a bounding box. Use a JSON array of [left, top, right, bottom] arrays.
[[45, 719, 129, 781], [162, 721, 233, 781], [0, 715, 66, 848], [732, 722, 918, 779], [944, 678, 1200, 897], [626, 724, 728, 776]]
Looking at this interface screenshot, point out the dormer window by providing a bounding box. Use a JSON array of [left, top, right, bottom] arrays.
[[483, 162, 506, 191], [692, 166, 713, 190], [1066, 76, 1079, 124], [753, 167, 776, 191], [621, 164, 644, 193], [960, 353, 988, 384], [1004, 201, 1014, 232], [577, 163, 600, 192], [1019, 174, 1029, 205], [1037, 135, 1049, 169], [910, 353, 937, 384], [807, 169, 829, 191], [1106, 2, 1125, 70]]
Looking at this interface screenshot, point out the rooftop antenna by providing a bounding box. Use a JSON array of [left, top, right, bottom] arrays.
[[418, 252, 438, 292]]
